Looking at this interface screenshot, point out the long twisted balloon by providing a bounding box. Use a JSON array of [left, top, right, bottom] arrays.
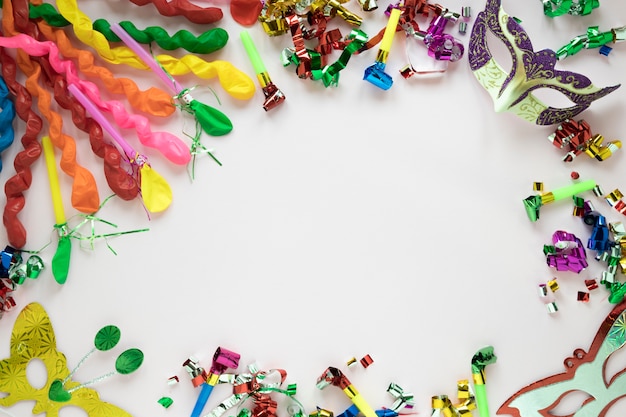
[[94, 20, 229, 55], [29, 4, 229, 55], [0, 46, 43, 249], [0, 76, 16, 172], [2, 0, 100, 214], [128, 0, 223, 24], [37, 55, 140, 201], [0, 34, 192, 165], [29, 0, 175, 117], [55, 0, 255, 101]]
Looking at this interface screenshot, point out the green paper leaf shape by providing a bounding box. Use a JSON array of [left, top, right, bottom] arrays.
[[94, 325, 121, 351], [115, 348, 144, 374], [48, 379, 71, 402]]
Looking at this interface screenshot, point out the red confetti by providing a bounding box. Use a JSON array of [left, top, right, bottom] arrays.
[[360, 354, 374, 368]]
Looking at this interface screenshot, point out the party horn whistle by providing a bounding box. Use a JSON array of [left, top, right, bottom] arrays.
[[42, 135, 71, 284], [190, 347, 240, 417], [240, 30, 285, 111], [471, 346, 497, 417], [523, 179, 596, 221], [363, 8, 401, 90], [316, 367, 377, 417]]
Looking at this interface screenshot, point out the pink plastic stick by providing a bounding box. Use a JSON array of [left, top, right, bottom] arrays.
[[109, 23, 183, 95], [67, 84, 136, 159]]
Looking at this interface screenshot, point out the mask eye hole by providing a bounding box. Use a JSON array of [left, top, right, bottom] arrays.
[[59, 405, 89, 417], [602, 396, 626, 417], [545, 390, 594, 416], [484, 27, 513, 77], [26, 358, 48, 390], [604, 340, 626, 386], [531, 87, 579, 109]]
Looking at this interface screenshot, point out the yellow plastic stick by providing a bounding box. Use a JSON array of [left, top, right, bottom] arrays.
[[42, 136, 66, 225], [379, 8, 401, 57]]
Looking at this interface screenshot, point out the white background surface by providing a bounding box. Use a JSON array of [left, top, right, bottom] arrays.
[[2, 0, 626, 416]]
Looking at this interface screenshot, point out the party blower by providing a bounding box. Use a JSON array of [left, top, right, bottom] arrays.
[[316, 367, 377, 417], [471, 346, 497, 417], [523, 179, 596, 221], [240, 30, 285, 111], [363, 8, 401, 90], [189, 347, 240, 417]]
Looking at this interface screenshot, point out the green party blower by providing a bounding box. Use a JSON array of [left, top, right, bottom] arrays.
[[523, 179, 596, 222], [41, 135, 71, 284], [240, 30, 285, 111], [471, 346, 497, 417]]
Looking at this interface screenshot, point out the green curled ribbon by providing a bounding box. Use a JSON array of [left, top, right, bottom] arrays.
[[311, 29, 369, 87]]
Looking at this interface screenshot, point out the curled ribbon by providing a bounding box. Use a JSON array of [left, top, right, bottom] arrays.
[[431, 380, 476, 417], [0, 245, 43, 319], [205, 364, 300, 417]]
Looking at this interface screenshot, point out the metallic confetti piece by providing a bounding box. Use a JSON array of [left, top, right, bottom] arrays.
[[360, 355, 373, 368], [577, 291, 590, 302], [585, 279, 599, 290], [548, 278, 559, 292], [387, 383, 415, 411], [167, 376, 179, 385], [158, 396, 174, 408], [346, 357, 357, 367], [546, 302, 559, 313], [538, 284, 549, 297], [533, 182, 544, 192], [459, 21, 467, 34], [462, 6, 472, 17], [599, 45, 613, 56]]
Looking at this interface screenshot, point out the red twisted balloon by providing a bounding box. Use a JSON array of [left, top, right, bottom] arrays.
[[0, 47, 43, 249]]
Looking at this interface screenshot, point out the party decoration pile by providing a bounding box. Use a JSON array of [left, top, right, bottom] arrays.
[[0, 302, 143, 417], [468, 0, 619, 125]]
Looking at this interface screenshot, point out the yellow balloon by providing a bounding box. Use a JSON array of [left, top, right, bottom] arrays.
[[140, 165, 173, 213]]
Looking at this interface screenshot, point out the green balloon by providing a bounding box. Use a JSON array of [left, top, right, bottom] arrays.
[[94, 325, 121, 351], [51, 235, 71, 285], [115, 348, 144, 374], [191, 100, 233, 136]]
